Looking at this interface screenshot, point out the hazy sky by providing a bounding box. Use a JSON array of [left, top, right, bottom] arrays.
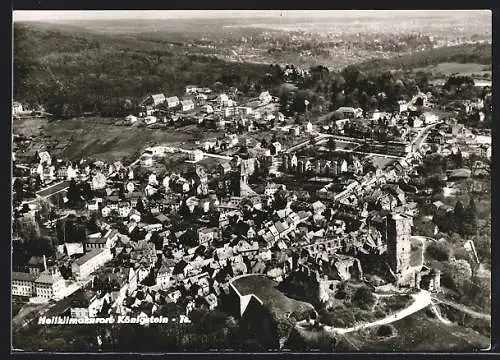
[[13, 10, 490, 22]]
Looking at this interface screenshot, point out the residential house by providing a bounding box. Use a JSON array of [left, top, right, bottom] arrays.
[[202, 104, 214, 114], [397, 100, 408, 113], [197, 227, 220, 245], [259, 91, 273, 104], [13, 101, 24, 116], [189, 150, 204, 162], [101, 206, 112, 218], [144, 116, 158, 125], [140, 94, 166, 108], [125, 115, 138, 124], [185, 85, 202, 94], [181, 99, 195, 112], [118, 202, 132, 218], [335, 107, 360, 119], [305, 121, 313, 133], [166, 96, 180, 109], [70, 291, 111, 318], [270, 142, 282, 155]]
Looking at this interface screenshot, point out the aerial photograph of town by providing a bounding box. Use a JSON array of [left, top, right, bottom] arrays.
[[11, 10, 492, 352]]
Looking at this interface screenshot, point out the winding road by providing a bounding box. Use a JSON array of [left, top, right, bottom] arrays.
[[326, 290, 432, 334]]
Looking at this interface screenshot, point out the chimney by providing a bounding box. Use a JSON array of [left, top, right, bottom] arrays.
[[43, 255, 48, 271]]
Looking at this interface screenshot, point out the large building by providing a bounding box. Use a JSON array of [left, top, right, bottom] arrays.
[[71, 248, 113, 281], [12, 272, 37, 297], [34, 269, 66, 300]]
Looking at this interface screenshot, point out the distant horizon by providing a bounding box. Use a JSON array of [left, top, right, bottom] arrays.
[[13, 10, 491, 23]]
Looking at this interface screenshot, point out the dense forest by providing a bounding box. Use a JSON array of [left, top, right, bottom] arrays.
[[13, 23, 272, 117]]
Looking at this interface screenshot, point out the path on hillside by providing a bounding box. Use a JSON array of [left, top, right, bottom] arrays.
[[297, 290, 432, 335], [431, 297, 491, 321]]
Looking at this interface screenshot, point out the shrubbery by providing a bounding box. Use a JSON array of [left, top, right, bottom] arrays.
[[425, 240, 453, 261], [376, 324, 395, 338], [352, 286, 376, 311]]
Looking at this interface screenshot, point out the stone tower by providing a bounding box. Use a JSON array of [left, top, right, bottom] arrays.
[[386, 213, 413, 278]]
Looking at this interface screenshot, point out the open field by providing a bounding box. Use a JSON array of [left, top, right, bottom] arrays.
[[414, 62, 491, 77], [232, 275, 315, 319], [13, 117, 222, 163], [344, 308, 489, 351]]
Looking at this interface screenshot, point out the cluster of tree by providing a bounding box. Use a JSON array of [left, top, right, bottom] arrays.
[[55, 214, 90, 244], [351, 285, 377, 311], [443, 75, 475, 91], [66, 180, 93, 208], [279, 63, 428, 117], [440, 259, 473, 291], [425, 239, 453, 262], [12, 176, 42, 204], [434, 199, 478, 237]]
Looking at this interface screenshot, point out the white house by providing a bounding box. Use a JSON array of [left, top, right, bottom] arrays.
[[144, 116, 158, 125], [13, 102, 24, 116], [142, 153, 154, 167], [340, 159, 348, 173], [189, 150, 204, 162], [145, 184, 158, 197], [125, 115, 138, 124], [91, 172, 107, 191], [101, 206, 112, 218], [202, 104, 214, 114], [397, 100, 408, 113], [412, 117, 423, 128], [217, 94, 231, 107], [67, 165, 78, 180], [148, 173, 158, 186], [196, 93, 208, 101], [259, 91, 273, 104], [181, 99, 195, 112], [186, 85, 202, 94], [118, 203, 132, 218], [38, 151, 52, 165], [422, 112, 438, 124], [166, 96, 180, 109], [305, 121, 313, 133], [162, 175, 170, 190], [86, 199, 100, 211], [141, 94, 166, 108]]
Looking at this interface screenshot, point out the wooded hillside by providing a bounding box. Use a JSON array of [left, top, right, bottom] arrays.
[[13, 22, 271, 117]]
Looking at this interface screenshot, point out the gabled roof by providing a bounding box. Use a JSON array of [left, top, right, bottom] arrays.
[[166, 96, 179, 103]]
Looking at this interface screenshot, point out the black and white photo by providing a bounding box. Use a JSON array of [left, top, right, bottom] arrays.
[[11, 9, 492, 353]]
